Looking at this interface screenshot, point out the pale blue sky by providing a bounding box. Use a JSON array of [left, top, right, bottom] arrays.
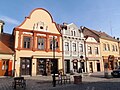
[[0, 0, 120, 38]]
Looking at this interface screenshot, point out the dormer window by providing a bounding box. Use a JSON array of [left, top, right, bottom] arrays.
[[74, 31, 76, 36], [71, 31, 73, 36]]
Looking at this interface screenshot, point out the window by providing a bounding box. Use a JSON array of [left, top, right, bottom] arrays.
[[23, 36, 31, 49], [65, 42, 69, 51], [103, 43, 107, 51], [79, 44, 83, 52], [38, 38, 45, 50], [115, 45, 118, 51], [71, 31, 73, 36], [73, 43, 76, 51], [107, 44, 110, 51], [74, 31, 76, 36], [50, 38, 58, 50], [95, 47, 99, 54], [88, 46, 92, 54], [112, 45, 115, 51]]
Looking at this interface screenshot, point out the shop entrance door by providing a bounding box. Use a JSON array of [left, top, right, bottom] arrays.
[[20, 58, 31, 75], [65, 60, 70, 74], [97, 63, 100, 71], [81, 62, 85, 72]]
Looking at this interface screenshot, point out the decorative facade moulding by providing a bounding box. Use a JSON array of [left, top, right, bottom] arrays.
[[72, 59, 78, 62]]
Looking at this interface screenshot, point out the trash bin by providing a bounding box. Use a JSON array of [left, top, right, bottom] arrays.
[[74, 75, 82, 84]]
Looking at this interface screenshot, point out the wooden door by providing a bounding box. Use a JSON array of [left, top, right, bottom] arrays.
[[20, 58, 31, 75]]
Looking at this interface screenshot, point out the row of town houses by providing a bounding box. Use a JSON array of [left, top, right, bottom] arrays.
[[0, 8, 120, 77]]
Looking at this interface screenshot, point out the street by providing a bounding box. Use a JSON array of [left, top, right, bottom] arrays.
[[0, 72, 120, 90], [51, 78, 120, 90]]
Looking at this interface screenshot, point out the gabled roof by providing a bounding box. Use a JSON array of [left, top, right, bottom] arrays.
[[83, 27, 119, 42], [0, 33, 14, 54]]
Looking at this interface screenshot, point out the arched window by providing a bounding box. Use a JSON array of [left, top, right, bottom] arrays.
[[71, 31, 73, 36]]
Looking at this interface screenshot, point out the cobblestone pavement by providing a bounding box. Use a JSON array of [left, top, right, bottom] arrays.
[[0, 72, 119, 90]]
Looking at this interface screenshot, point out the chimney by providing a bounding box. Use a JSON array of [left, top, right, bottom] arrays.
[[0, 20, 5, 34], [80, 26, 84, 30], [63, 22, 68, 26], [117, 38, 119, 40]]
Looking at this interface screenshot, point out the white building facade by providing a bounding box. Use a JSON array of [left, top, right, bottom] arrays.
[[60, 23, 86, 74]]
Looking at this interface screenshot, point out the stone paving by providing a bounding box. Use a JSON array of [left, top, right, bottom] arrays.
[[0, 72, 119, 90]]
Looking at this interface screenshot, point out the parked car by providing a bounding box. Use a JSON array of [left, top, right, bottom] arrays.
[[111, 66, 120, 77]]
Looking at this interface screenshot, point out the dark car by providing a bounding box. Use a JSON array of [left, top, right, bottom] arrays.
[[111, 66, 120, 77]]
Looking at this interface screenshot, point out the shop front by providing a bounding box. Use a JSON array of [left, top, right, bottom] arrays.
[[36, 58, 58, 76], [103, 55, 118, 70]]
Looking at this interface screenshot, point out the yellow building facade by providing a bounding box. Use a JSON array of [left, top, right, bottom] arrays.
[[100, 38, 119, 70], [14, 8, 63, 76]]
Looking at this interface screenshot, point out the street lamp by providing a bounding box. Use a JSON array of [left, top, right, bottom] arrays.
[[52, 36, 56, 87]]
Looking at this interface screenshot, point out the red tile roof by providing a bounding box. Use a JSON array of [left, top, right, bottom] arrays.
[[0, 33, 14, 54], [83, 27, 119, 42]]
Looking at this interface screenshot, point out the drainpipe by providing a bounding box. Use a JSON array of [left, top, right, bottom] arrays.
[[13, 52, 16, 77], [84, 40, 88, 73], [62, 35, 64, 74]]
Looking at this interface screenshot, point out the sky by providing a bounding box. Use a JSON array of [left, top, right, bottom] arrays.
[[0, 0, 120, 38]]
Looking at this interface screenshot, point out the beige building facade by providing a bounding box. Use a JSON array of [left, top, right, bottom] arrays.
[[85, 36, 104, 73], [13, 8, 63, 76]]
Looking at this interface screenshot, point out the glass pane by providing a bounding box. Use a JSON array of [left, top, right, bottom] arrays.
[[27, 59, 30, 63], [23, 37, 31, 48], [38, 38, 45, 50], [22, 64, 25, 69], [22, 59, 25, 63]]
